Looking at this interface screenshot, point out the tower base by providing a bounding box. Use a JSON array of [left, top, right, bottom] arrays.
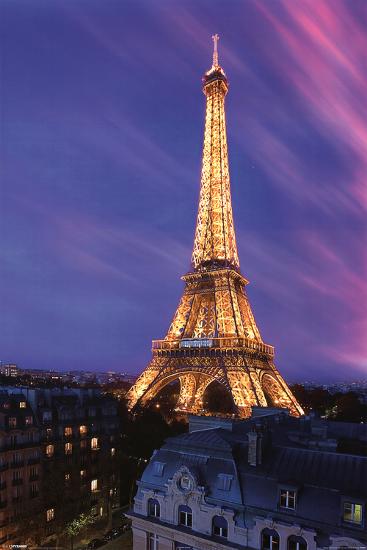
[[127, 344, 303, 418]]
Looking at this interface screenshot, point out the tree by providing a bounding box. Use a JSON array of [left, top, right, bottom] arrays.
[[65, 512, 95, 550]]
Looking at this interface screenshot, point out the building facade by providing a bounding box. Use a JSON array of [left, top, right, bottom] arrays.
[[130, 411, 367, 550], [0, 387, 120, 545]]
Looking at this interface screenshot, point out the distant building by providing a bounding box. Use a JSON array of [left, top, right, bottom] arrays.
[[0, 387, 120, 545], [130, 410, 367, 550], [0, 364, 19, 378]]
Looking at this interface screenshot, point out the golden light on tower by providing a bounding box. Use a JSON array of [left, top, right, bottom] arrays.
[[126, 37, 304, 418]]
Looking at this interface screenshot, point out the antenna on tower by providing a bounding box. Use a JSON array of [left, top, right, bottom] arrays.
[[212, 34, 219, 67]]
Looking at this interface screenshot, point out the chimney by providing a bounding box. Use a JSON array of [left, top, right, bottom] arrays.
[[247, 428, 263, 466]]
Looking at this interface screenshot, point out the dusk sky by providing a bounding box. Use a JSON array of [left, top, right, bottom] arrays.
[[1, 0, 366, 382]]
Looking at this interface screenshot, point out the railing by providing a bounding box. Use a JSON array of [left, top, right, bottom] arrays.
[[152, 336, 274, 356]]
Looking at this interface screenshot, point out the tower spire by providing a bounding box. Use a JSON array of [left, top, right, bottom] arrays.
[[192, 36, 239, 271], [212, 33, 219, 67]]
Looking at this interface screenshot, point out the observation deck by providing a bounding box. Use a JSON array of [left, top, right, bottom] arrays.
[[152, 337, 274, 357]]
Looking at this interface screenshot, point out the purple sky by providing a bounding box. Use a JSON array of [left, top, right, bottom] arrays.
[[1, 1, 366, 382]]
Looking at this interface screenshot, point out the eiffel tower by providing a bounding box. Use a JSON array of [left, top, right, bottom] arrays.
[[127, 36, 304, 418]]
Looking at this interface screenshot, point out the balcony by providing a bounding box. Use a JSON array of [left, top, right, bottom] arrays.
[[10, 461, 24, 468], [152, 336, 274, 356]]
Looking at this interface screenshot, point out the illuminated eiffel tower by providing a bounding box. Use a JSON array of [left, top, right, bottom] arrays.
[[127, 36, 304, 418]]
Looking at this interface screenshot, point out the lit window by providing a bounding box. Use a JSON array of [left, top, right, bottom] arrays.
[[9, 417, 17, 429], [111, 447, 116, 457], [91, 479, 98, 492], [288, 536, 307, 550], [64, 426, 72, 437], [79, 425, 87, 436], [280, 489, 296, 510], [80, 469, 86, 478], [65, 473, 71, 481], [148, 533, 159, 550], [262, 529, 280, 550], [46, 428, 52, 439], [91, 437, 99, 450], [64, 443, 72, 455], [45, 444, 54, 457], [148, 499, 160, 518], [46, 508, 55, 522], [19, 402, 26, 409], [212, 515, 228, 538], [343, 502, 363, 524], [25, 416, 33, 426], [178, 505, 192, 528]]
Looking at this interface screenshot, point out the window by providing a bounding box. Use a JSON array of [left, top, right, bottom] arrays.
[[64, 426, 72, 437], [46, 508, 55, 522], [80, 439, 87, 449], [43, 411, 52, 423], [80, 469, 87, 478], [212, 515, 228, 538], [178, 505, 192, 528], [65, 473, 71, 481], [64, 443, 72, 455], [288, 536, 307, 550], [30, 482, 38, 498], [148, 499, 160, 518], [343, 502, 363, 524], [46, 427, 52, 439], [153, 462, 165, 477], [262, 529, 280, 550], [280, 489, 296, 510], [175, 545, 193, 550], [19, 402, 26, 409], [91, 479, 98, 492], [91, 437, 99, 450], [79, 425, 87, 436], [148, 533, 159, 550], [8, 417, 17, 429], [25, 416, 33, 426], [217, 473, 233, 491], [45, 444, 54, 458], [111, 447, 116, 457]]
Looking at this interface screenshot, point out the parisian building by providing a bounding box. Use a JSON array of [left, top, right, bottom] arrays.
[[130, 410, 367, 550], [0, 387, 120, 545]]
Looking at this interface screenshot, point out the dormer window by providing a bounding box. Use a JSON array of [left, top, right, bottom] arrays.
[[212, 515, 228, 538], [343, 502, 363, 525], [217, 473, 233, 491], [262, 529, 280, 550], [19, 402, 26, 409], [280, 489, 296, 510], [178, 505, 192, 528], [153, 462, 165, 477], [148, 498, 160, 518]]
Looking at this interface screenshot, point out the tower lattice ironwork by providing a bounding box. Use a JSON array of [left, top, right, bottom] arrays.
[[127, 36, 304, 418]]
